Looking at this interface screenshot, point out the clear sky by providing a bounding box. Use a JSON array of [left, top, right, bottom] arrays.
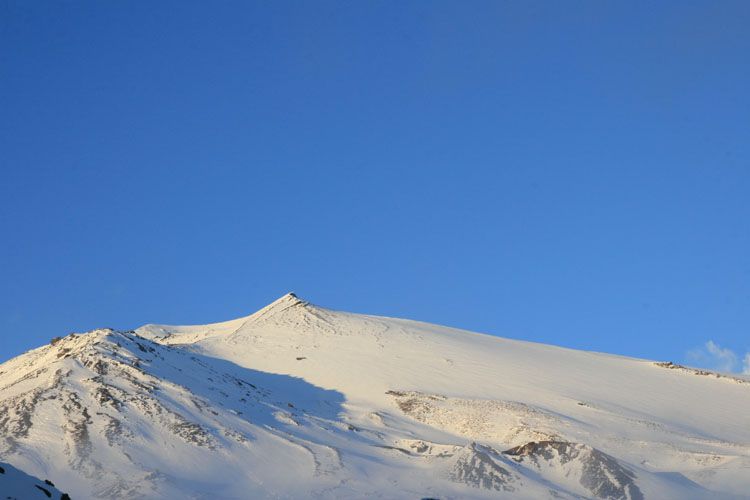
[[2, 2, 748, 371]]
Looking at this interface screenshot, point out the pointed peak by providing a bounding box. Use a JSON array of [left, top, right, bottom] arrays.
[[246, 292, 309, 323], [272, 292, 304, 307]]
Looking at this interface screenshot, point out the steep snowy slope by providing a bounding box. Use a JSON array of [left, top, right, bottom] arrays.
[[2, 293, 749, 499], [0, 461, 69, 499]]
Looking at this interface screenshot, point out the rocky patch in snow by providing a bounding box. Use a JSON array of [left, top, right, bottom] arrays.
[[387, 390, 563, 446], [448, 442, 518, 492], [504, 441, 643, 500]]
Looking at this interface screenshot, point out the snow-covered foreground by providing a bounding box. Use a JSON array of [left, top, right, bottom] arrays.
[[1, 293, 748, 499]]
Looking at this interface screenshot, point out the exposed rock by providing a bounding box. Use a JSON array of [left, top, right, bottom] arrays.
[[654, 361, 749, 385], [504, 441, 643, 500], [449, 443, 517, 492]]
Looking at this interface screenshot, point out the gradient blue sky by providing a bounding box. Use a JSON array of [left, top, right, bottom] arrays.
[[2, 2, 749, 370]]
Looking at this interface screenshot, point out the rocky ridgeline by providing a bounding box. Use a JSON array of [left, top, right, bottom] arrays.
[[0, 328, 289, 496], [654, 361, 749, 385]]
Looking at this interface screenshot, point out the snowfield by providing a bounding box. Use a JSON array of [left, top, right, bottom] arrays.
[[1, 293, 748, 499]]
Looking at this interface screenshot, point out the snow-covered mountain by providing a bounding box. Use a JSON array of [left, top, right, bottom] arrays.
[[1, 293, 748, 499]]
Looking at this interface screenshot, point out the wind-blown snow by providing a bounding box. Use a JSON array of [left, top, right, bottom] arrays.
[[1, 293, 748, 499]]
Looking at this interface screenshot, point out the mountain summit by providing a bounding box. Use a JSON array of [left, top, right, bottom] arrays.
[[1, 296, 748, 499], [249, 291, 305, 316]]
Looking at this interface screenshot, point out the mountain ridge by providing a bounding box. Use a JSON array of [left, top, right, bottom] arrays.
[[1, 294, 748, 499]]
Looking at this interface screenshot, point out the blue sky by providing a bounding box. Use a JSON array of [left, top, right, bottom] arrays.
[[1, 2, 748, 370]]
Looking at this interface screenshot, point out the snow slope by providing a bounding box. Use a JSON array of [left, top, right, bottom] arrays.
[[1, 293, 748, 499], [0, 461, 69, 499]]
